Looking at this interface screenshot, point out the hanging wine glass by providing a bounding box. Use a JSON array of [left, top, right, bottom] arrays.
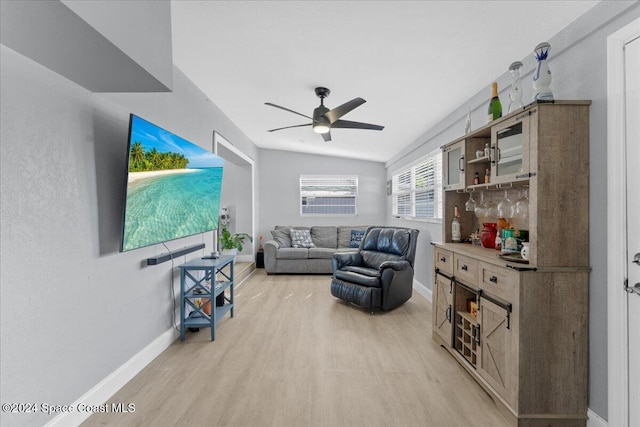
[[497, 190, 514, 219], [514, 187, 529, 229], [465, 191, 476, 212], [485, 192, 498, 223], [474, 191, 487, 220]]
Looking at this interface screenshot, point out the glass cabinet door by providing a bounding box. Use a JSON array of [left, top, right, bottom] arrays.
[[443, 140, 465, 190], [491, 113, 531, 184]]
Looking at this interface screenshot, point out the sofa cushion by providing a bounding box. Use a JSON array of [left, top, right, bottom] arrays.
[[276, 247, 309, 259], [310, 226, 337, 248], [335, 247, 358, 254], [270, 228, 292, 247], [290, 229, 316, 248], [338, 226, 367, 248], [349, 229, 365, 248], [308, 247, 337, 259]]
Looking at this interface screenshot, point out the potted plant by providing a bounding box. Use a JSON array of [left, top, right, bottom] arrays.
[[218, 224, 253, 255]]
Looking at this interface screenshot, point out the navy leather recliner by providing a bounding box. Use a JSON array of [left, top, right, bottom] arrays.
[[330, 226, 419, 311]]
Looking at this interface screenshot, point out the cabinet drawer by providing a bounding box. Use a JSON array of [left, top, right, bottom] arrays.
[[435, 247, 454, 275], [479, 262, 517, 302], [453, 254, 478, 286]]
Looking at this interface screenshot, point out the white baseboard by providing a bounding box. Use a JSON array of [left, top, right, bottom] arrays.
[[587, 408, 607, 427], [45, 327, 178, 427], [413, 278, 432, 302]]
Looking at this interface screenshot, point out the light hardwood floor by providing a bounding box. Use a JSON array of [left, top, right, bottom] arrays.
[[83, 270, 510, 427]]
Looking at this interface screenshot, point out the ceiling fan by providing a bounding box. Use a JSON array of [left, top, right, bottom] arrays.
[[265, 87, 384, 142]]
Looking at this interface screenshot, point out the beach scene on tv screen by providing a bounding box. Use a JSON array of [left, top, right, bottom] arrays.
[[122, 115, 224, 251]]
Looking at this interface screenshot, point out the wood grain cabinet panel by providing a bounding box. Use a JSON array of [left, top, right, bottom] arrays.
[[434, 247, 453, 275], [453, 253, 478, 286], [478, 297, 518, 409], [479, 261, 517, 303], [432, 272, 453, 346]]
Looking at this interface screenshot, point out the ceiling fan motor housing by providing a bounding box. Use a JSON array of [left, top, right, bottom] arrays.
[[315, 87, 330, 99], [313, 105, 329, 121]]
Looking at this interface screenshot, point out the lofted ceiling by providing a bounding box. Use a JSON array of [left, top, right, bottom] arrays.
[[171, 0, 599, 163]]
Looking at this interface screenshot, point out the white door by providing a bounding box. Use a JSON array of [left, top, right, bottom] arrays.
[[608, 17, 640, 427], [625, 34, 640, 427]]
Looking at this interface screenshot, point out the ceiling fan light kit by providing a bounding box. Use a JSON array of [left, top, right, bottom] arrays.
[[312, 117, 330, 134], [266, 87, 384, 142]]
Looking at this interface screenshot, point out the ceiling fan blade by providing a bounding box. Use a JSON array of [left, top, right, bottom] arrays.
[[324, 97, 366, 123], [265, 102, 312, 120], [331, 119, 384, 131], [267, 123, 311, 132], [321, 131, 332, 142]]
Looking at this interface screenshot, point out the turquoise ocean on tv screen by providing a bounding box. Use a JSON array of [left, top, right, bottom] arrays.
[[122, 167, 223, 251]]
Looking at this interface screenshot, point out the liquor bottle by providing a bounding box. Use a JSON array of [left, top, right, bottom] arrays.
[[484, 168, 490, 184], [487, 82, 503, 122], [474, 172, 480, 185], [452, 205, 461, 242]]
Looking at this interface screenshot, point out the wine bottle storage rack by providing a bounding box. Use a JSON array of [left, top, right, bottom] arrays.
[[455, 311, 477, 367]]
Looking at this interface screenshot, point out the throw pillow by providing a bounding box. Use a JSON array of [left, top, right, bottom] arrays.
[[290, 228, 316, 248], [270, 228, 292, 247], [349, 229, 365, 248]]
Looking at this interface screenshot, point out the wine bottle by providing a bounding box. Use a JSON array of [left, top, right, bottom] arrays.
[[452, 205, 461, 242], [487, 82, 503, 122]]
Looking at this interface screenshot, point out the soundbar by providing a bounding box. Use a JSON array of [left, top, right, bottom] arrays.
[[146, 243, 206, 265]]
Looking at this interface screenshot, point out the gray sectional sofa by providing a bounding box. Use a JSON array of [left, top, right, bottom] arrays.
[[264, 225, 368, 274]]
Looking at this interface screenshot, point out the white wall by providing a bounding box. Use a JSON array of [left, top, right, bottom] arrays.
[[258, 148, 386, 240], [385, 2, 640, 420], [0, 42, 258, 427]]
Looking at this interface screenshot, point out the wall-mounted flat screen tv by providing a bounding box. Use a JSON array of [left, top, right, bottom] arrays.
[[120, 114, 224, 252]]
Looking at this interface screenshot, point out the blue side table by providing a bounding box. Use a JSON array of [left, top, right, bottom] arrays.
[[179, 255, 235, 341]]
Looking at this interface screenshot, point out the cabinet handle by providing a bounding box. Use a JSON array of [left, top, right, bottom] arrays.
[[458, 157, 465, 172], [440, 256, 446, 262], [461, 265, 468, 271], [515, 172, 536, 179], [489, 276, 498, 283], [446, 305, 452, 322]]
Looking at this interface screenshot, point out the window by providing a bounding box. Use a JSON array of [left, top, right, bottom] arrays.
[[392, 150, 443, 221], [300, 175, 358, 216]]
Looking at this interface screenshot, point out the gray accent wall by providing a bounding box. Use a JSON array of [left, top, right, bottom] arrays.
[[0, 16, 258, 427], [0, 0, 173, 93], [385, 2, 640, 420], [258, 148, 386, 242]]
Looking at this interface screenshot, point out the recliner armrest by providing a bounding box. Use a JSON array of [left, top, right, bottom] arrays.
[[379, 260, 410, 271], [332, 251, 362, 273]]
